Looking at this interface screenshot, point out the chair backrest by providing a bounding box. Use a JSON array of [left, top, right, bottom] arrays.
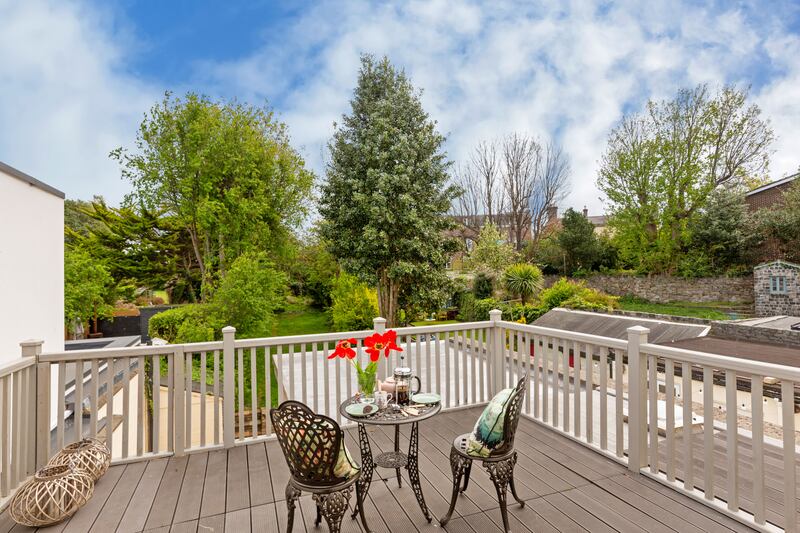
[[492, 375, 528, 457], [270, 401, 345, 486]]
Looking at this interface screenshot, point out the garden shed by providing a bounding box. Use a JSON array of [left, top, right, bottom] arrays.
[[754, 260, 800, 316]]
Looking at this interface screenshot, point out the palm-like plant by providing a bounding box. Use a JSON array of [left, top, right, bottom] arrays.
[[503, 263, 543, 304]]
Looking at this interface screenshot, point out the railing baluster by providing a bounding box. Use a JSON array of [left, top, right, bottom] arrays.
[[75, 360, 84, 443], [533, 335, 540, 418], [615, 349, 623, 458], [322, 343, 329, 421], [167, 354, 174, 452], [200, 351, 207, 447], [185, 354, 192, 449], [703, 365, 714, 500], [461, 330, 469, 404], [266, 346, 273, 433], [301, 342, 308, 406], [751, 376, 764, 526], [250, 347, 258, 438], [213, 350, 220, 445], [12, 371, 21, 487], [312, 343, 319, 413], [542, 336, 549, 424], [586, 344, 594, 445], [454, 331, 461, 407], [136, 356, 144, 455], [122, 358, 130, 458], [781, 380, 797, 533], [106, 357, 115, 455], [471, 330, 477, 403], [153, 355, 161, 453], [416, 334, 422, 390], [90, 359, 99, 438], [522, 332, 530, 414], [288, 344, 296, 401], [335, 353, 342, 425], [435, 331, 442, 396], [600, 346, 608, 451], [275, 345, 283, 405], [426, 332, 432, 394], [57, 361, 65, 450], [665, 359, 675, 481], [648, 354, 658, 473], [551, 338, 559, 426], [444, 331, 451, 408], [1, 376, 9, 496], [570, 340, 577, 437], [562, 339, 570, 433], [349, 341, 356, 400], [682, 362, 693, 490], [725, 370, 738, 512], [237, 348, 244, 439]]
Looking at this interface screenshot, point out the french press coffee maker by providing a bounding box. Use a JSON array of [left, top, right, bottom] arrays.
[[393, 355, 421, 406]]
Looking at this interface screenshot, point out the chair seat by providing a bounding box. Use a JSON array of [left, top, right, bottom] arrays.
[[289, 470, 360, 494], [451, 433, 513, 461]]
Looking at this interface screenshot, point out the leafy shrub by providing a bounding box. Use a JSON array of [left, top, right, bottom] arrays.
[[329, 272, 378, 331], [473, 273, 494, 299], [537, 278, 618, 312], [537, 278, 583, 309], [502, 263, 543, 304], [149, 304, 219, 343]]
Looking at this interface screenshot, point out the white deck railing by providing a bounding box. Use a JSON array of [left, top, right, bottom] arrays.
[[1, 311, 797, 531]]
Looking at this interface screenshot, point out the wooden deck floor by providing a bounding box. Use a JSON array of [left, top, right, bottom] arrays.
[[0, 407, 760, 533]]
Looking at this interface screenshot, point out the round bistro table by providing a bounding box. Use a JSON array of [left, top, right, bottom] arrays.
[[339, 396, 441, 522]]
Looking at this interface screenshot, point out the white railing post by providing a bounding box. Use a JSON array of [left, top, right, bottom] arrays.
[[21, 340, 48, 468], [373, 317, 388, 378], [626, 326, 649, 472], [222, 326, 236, 448], [490, 309, 503, 395], [373, 316, 386, 333]]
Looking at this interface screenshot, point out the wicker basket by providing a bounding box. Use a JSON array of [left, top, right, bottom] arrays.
[[48, 438, 111, 481], [9, 464, 94, 527]]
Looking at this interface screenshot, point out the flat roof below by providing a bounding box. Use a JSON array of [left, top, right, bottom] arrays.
[[735, 316, 800, 331], [659, 336, 800, 368]]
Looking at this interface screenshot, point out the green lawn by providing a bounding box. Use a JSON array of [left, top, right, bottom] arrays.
[[617, 297, 731, 320], [410, 319, 460, 327]]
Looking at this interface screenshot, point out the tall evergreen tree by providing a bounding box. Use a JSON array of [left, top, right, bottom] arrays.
[[320, 55, 458, 326]]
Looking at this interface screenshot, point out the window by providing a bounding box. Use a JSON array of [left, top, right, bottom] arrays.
[[770, 275, 787, 294], [465, 238, 474, 252]]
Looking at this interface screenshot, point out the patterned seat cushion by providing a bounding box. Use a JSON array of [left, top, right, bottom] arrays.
[[465, 388, 517, 457], [334, 441, 360, 480]]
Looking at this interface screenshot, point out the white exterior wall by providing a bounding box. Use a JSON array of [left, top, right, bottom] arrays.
[[0, 168, 64, 362]]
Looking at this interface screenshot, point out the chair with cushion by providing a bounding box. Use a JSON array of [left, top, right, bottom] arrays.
[[440, 375, 528, 533], [271, 401, 371, 533]]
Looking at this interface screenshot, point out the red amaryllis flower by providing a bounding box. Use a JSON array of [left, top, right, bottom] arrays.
[[328, 338, 357, 359], [364, 330, 403, 362]]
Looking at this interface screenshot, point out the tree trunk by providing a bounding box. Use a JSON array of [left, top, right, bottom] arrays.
[[377, 271, 400, 328]]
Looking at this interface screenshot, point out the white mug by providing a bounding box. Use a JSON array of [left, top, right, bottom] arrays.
[[375, 390, 393, 409]]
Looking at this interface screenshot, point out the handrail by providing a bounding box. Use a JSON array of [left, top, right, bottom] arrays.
[[0, 356, 35, 377], [500, 320, 629, 350]]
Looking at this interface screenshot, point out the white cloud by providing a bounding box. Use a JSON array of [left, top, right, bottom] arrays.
[[0, 0, 157, 202], [200, 0, 800, 214]]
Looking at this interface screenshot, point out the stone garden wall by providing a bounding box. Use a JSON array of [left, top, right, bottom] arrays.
[[542, 274, 754, 304], [754, 261, 800, 317]]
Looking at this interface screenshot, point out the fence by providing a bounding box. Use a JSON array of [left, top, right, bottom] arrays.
[[0, 312, 797, 531]]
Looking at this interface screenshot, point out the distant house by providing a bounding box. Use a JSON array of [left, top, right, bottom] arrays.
[[754, 260, 800, 317], [543, 206, 609, 236], [746, 172, 798, 261], [0, 161, 65, 361], [447, 212, 533, 271]]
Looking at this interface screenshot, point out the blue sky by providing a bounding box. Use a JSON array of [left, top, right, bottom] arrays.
[[1, 0, 799, 213]]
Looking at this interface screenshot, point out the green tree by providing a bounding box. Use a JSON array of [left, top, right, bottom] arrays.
[[113, 92, 313, 300], [329, 272, 379, 331], [466, 223, 519, 277], [320, 55, 458, 326], [211, 251, 287, 338], [64, 197, 105, 245], [64, 247, 116, 335], [503, 263, 543, 304], [598, 85, 773, 272], [556, 209, 600, 274]]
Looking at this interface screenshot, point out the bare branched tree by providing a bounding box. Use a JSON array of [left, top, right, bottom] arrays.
[[501, 134, 541, 250], [530, 141, 571, 245], [451, 141, 505, 229], [450, 163, 483, 234]]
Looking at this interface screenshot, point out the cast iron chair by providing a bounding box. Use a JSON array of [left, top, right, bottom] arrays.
[[271, 401, 371, 533], [440, 375, 528, 533]]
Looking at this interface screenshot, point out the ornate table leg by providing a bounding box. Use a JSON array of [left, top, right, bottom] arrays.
[[406, 421, 432, 522], [394, 424, 402, 488], [351, 422, 374, 520]]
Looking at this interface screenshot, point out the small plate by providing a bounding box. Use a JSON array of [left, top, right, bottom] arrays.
[[411, 393, 441, 405], [345, 403, 377, 417]]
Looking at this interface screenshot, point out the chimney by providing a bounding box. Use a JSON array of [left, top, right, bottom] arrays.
[[546, 205, 558, 222], [583, 206, 588, 217]]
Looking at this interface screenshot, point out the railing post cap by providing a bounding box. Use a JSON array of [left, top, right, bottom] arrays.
[[489, 309, 502, 321], [222, 326, 236, 334], [627, 325, 650, 335], [19, 339, 44, 347], [373, 316, 387, 325]]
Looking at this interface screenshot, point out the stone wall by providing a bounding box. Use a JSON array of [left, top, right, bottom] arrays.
[[542, 274, 754, 304], [754, 261, 800, 317], [710, 320, 800, 348]]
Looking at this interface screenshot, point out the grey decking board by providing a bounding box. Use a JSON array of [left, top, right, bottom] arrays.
[[173, 453, 208, 524], [89, 461, 147, 532], [250, 503, 280, 533], [197, 513, 224, 533], [265, 440, 290, 503], [61, 464, 125, 533], [509, 496, 588, 533], [145, 456, 189, 530], [542, 491, 617, 533], [117, 457, 170, 533], [169, 519, 197, 533], [247, 442, 273, 506], [225, 446, 251, 513], [200, 449, 227, 518], [224, 507, 251, 532]]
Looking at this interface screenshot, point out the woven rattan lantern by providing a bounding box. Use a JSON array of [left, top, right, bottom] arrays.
[[48, 438, 111, 481], [9, 464, 94, 527]]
